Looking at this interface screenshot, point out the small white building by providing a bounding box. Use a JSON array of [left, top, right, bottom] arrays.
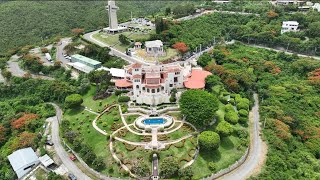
[[7, 147, 40, 179], [281, 21, 299, 34], [213, 0, 231, 4], [313, 3, 320, 12], [145, 40, 165, 57], [273, 0, 306, 6], [97, 67, 125, 81], [39, 154, 54, 168]]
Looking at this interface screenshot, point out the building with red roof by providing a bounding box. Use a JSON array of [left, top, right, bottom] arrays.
[[114, 63, 211, 105], [184, 69, 212, 89]]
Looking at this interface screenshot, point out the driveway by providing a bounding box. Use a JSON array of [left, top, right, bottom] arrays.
[[7, 55, 54, 80], [49, 103, 91, 180], [217, 93, 267, 180], [56, 38, 72, 67]]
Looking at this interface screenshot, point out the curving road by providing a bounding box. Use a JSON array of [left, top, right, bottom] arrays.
[[83, 31, 152, 65], [218, 93, 266, 180], [49, 103, 91, 180]]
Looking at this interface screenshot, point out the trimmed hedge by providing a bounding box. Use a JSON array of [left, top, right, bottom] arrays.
[[118, 96, 130, 102]]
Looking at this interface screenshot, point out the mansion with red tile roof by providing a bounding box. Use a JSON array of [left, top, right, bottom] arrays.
[[115, 63, 212, 105]]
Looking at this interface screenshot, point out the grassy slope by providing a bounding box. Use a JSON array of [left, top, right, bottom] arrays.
[[0, 1, 200, 54]]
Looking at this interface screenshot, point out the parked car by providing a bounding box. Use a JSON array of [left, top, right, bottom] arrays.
[[69, 154, 76, 161], [45, 141, 54, 146], [68, 173, 77, 180]]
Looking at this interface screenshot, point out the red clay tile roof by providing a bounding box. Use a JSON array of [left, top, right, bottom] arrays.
[[131, 63, 142, 68], [115, 79, 133, 88], [184, 69, 212, 89], [145, 85, 161, 88], [132, 75, 142, 79]]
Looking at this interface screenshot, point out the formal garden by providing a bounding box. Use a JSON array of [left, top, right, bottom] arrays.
[[60, 78, 250, 179]]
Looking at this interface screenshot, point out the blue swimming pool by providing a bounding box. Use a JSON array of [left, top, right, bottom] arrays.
[[143, 118, 166, 125]]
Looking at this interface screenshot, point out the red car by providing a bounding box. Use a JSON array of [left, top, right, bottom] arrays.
[[69, 154, 76, 161]]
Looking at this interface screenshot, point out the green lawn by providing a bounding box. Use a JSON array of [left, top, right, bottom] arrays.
[[33, 168, 47, 180], [82, 86, 118, 112], [159, 137, 197, 168], [92, 31, 152, 53], [124, 115, 139, 124], [96, 106, 122, 134], [191, 135, 246, 179], [63, 96, 123, 177]]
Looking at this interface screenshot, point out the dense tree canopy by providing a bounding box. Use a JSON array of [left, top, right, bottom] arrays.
[[160, 156, 179, 178], [179, 89, 219, 128], [65, 94, 83, 108]]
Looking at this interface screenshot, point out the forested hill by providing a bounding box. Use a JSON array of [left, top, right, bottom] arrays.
[[0, 1, 189, 54]]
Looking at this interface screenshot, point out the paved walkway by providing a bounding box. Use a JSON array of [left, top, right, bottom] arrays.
[[91, 105, 118, 136]]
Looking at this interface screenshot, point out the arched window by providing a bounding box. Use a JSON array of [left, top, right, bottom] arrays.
[[136, 85, 139, 89]]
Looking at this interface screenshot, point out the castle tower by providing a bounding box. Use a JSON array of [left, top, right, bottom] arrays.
[[107, 0, 119, 30]]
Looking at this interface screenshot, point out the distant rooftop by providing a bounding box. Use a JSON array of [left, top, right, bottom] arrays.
[[283, 21, 299, 25], [39, 154, 54, 167], [71, 54, 101, 66], [145, 40, 163, 48], [8, 147, 39, 178], [67, 62, 94, 73]]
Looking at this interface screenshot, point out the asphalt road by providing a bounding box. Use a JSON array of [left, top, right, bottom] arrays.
[[49, 103, 91, 180], [83, 30, 152, 65], [218, 93, 264, 180], [7, 55, 54, 80], [56, 38, 72, 67]]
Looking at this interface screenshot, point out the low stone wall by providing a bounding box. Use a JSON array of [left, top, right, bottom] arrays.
[[203, 147, 250, 180]]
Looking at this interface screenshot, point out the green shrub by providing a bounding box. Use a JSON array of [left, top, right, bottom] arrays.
[[199, 131, 220, 151], [225, 111, 239, 124], [208, 162, 216, 172], [216, 121, 233, 137], [238, 109, 249, 117], [118, 96, 130, 103]]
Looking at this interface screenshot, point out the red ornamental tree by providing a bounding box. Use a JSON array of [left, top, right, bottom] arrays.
[[11, 113, 39, 129], [308, 68, 320, 85], [10, 132, 36, 151], [71, 28, 84, 37], [0, 125, 7, 144], [172, 42, 188, 54]]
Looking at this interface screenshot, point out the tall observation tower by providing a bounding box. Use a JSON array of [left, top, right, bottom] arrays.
[[104, 0, 127, 34]]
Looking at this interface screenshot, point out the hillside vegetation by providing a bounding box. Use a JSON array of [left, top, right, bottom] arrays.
[[0, 1, 195, 54]]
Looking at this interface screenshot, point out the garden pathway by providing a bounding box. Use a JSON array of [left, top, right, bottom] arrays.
[[91, 104, 118, 136]]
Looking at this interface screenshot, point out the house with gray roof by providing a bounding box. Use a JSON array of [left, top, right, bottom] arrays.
[[145, 40, 165, 57], [7, 147, 40, 179]]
